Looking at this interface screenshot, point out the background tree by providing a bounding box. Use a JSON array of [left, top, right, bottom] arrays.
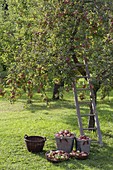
[[0, 0, 113, 126]]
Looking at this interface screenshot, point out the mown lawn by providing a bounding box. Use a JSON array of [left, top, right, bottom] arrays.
[[0, 90, 113, 170]]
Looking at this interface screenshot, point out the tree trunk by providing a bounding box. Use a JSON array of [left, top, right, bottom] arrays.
[[88, 81, 100, 129], [52, 81, 64, 100], [2, 0, 8, 14]]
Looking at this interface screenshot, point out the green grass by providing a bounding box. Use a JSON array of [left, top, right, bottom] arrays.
[[0, 90, 113, 170]]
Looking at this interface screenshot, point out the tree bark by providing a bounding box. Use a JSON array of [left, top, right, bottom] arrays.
[[2, 0, 8, 16], [88, 80, 101, 129], [52, 81, 64, 100]]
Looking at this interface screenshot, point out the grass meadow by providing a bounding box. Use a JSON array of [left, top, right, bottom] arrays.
[[0, 89, 113, 170]]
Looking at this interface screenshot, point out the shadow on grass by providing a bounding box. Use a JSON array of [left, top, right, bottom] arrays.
[[21, 98, 75, 112], [23, 97, 113, 123]]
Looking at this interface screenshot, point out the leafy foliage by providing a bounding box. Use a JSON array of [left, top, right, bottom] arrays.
[[0, 0, 113, 102]]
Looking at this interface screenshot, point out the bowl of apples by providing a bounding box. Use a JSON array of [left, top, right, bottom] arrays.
[[70, 150, 89, 160], [55, 130, 75, 153], [45, 150, 69, 163]]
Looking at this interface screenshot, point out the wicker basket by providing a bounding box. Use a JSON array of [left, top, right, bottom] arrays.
[[24, 134, 46, 153]]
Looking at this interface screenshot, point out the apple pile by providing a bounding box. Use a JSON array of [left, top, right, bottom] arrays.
[[70, 150, 88, 159], [69, 150, 77, 157], [46, 150, 69, 161], [75, 150, 88, 157], [55, 130, 75, 138], [78, 135, 90, 140]]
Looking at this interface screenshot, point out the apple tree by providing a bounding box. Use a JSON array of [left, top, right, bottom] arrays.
[[0, 0, 113, 127]]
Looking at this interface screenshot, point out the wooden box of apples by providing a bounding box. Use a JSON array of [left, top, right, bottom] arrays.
[[45, 131, 90, 162], [55, 130, 75, 153], [76, 135, 91, 154]]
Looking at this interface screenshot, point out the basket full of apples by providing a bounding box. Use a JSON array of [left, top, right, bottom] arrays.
[[70, 150, 89, 160], [45, 150, 69, 163], [55, 130, 75, 153], [76, 135, 91, 154]]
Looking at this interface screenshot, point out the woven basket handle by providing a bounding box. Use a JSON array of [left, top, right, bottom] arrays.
[[24, 134, 28, 139], [44, 137, 46, 141]]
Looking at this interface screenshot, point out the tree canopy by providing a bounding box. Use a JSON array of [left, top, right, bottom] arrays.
[[0, 0, 113, 102]]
